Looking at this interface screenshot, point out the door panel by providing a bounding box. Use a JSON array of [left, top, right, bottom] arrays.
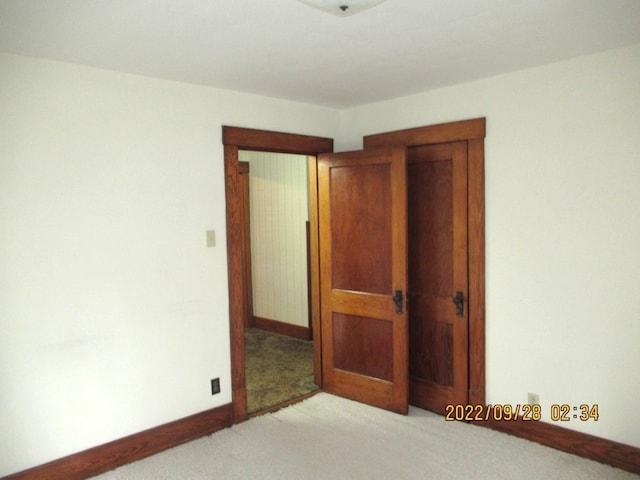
[[332, 313, 393, 381], [329, 163, 392, 294], [408, 142, 469, 414], [318, 147, 408, 414]]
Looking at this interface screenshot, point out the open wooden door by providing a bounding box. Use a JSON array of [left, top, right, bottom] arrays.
[[318, 147, 408, 414]]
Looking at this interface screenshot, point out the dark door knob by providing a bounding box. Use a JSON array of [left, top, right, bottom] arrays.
[[453, 291, 464, 316], [393, 290, 403, 314]]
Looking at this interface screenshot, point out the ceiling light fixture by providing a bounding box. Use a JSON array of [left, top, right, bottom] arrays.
[[297, 0, 389, 17]]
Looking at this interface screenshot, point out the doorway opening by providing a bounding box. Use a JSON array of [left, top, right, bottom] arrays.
[[239, 150, 316, 414], [222, 126, 334, 422]]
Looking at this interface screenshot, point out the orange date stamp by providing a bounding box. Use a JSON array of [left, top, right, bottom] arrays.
[[445, 403, 542, 421], [445, 403, 599, 422]]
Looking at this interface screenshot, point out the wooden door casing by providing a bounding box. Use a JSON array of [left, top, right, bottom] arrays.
[[318, 147, 409, 414], [364, 118, 485, 408], [223, 126, 334, 422]]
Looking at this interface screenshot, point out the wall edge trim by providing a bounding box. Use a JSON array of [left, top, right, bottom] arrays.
[[480, 416, 640, 474], [1, 403, 234, 480]]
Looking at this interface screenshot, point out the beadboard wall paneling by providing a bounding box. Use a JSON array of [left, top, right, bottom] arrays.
[[240, 151, 309, 327]]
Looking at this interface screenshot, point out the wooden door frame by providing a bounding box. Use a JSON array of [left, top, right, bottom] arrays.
[[222, 126, 334, 421], [364, 117, 486, 406], [238, 161, 253, 328]]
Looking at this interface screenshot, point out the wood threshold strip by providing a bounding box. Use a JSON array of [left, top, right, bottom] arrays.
[[247, 389, 321, 419], [1, 403, 234, 480], [253, 316, 312, 341], [481, 417, 640, 475]]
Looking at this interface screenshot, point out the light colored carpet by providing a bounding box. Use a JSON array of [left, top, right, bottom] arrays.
[[92, 393, 637, 480]]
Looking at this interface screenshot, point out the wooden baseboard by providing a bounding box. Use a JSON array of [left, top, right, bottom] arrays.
[[6, 398, 637, 478], [2, 403, 234, 480], [481, 417, 640, 474], [253, 316, 311, 340]]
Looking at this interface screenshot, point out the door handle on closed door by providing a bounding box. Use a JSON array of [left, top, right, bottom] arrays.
[[393, 290, 403, 314], [453, 291, 464, 316]]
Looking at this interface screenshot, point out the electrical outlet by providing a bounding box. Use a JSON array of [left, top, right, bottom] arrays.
[[211, 378, 221, 395], [528, 392, 540, 405]]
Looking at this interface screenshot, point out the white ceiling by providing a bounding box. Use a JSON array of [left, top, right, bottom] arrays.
[[1, 0, 639, 108]]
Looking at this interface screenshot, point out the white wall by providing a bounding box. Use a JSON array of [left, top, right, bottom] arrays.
[[340, 43, 640, 447], [241, 151, 310, 328], [2, 42, 639, 476], [0, 53, 339, 477]]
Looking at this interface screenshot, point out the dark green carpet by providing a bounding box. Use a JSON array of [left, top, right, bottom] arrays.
[[245, 327, 317, 414]]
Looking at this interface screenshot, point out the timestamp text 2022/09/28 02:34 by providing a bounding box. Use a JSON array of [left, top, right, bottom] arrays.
[[445, 403, 599, 422]]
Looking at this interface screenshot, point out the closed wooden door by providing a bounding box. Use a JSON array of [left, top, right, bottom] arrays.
[[318, 147, 408, 414], [407, 142, 469, 414]]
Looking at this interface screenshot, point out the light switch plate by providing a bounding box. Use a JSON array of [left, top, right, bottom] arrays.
[[206, 230, 216, 247]]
